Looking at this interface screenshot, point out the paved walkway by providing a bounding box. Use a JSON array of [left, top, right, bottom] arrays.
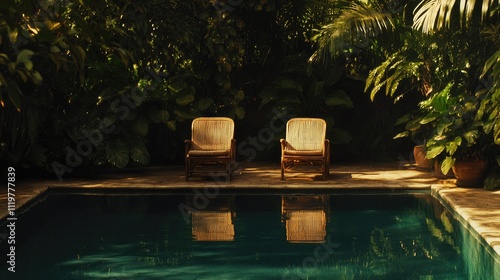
[[2, 161, 499, 259]]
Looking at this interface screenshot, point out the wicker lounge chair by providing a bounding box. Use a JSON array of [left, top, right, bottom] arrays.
[[280, 118, 330, 180], [185, 117, 236, 180]]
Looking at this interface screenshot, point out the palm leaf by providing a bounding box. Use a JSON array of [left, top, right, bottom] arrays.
[[413, 0, 498, 33], [310, 1, 394, 63]]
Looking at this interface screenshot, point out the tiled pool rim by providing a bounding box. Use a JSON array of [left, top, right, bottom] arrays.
[[2, 162, 499, 261]]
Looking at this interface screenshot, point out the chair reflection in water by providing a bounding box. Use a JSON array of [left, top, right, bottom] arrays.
[[281, 195, 330, 243], [188, 195, 235, 241]]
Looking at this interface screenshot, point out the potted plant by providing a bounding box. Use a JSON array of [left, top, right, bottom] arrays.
[[422, 84, 491, 187], [394, 110, 433, 171]]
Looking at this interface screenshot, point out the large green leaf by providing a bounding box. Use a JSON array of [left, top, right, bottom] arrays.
[[437, 117, 453, 135], [445, 138, 460, 155], [441, 156, 455, 175], [148, 107, 169, 123], [16, 49, 35, 64], [130, 142, 149, 165], [425, 145, 445, 159], [419, 113, 438, 124], [176, 89, 195, 106], [174, 108, 198, 120], [196, 98, 214, 111], [311, 80, 325, 97], [132, 117, 149, 136], [106, 141, 129, 168], [325, 90, 353, 108], [272, 76, 302, 92]]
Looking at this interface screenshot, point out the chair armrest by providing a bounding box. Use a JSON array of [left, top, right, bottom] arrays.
[[280, 139, 287, 155], [184, 140, 193, 157]]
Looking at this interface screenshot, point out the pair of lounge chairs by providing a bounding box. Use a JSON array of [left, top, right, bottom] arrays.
[[185, 117, 330, 180]]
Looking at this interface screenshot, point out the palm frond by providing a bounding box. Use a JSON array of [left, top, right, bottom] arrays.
[[413, 0, 499, 33], [365, 53, 423, 101], [310, 1, 394, 64]]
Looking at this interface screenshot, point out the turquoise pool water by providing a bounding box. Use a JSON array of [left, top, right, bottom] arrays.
[[1, 192, 499, 279]]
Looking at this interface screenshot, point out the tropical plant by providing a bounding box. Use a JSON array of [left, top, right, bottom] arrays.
[[413, 0, 500, 144], [419, 84, 490, 173], [1, 0, 251, 174], [309, 1, 395, 65], [412, 0, 499, 188], [258, 54, 353, 145]]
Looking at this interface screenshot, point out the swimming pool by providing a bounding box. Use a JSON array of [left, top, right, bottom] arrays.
[[1, 192, 499, 279]]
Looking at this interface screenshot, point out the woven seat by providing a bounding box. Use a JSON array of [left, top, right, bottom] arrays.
[[188, 150, 231, 157], [280, 118, 330, 180], [283, 149, 324, 156], [185, 117, 236, 180]]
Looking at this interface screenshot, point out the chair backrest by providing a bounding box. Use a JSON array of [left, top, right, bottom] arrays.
[[285, 118, 326, 150], [191, 211, 235, 241], [191, 117, 234, 150], [286, 210, 326, 243]]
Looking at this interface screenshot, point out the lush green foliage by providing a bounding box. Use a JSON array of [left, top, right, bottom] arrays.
[[3, 0, 495, 185], [312, 0, 499, 187], [1, 0, 359, 175]]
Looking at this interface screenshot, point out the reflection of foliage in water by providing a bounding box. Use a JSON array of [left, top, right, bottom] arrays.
[[325, 196, 462, 278]]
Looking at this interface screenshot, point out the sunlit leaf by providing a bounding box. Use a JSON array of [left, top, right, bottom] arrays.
[[393, 131, 409, 139], [7, 26, 17, 44], [16, 49, 34, 64], [425, 145, 445, 159], [441, 156, 455, 175]]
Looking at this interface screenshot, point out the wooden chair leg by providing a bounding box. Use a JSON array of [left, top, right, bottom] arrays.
[[281, 159, 285, 180], [226, 161, 232, 180], [185, 159, 190, 181]]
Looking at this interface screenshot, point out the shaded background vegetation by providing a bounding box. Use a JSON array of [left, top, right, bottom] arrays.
[[0, 0, 497, 179]]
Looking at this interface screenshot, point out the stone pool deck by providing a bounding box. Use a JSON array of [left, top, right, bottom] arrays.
[[2, 161, 499, 259]]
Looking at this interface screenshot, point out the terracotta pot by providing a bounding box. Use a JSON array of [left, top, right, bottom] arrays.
[[452, 160, 489, 188], [413, 145, 431, 170], [434, 160, 454, 179]]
